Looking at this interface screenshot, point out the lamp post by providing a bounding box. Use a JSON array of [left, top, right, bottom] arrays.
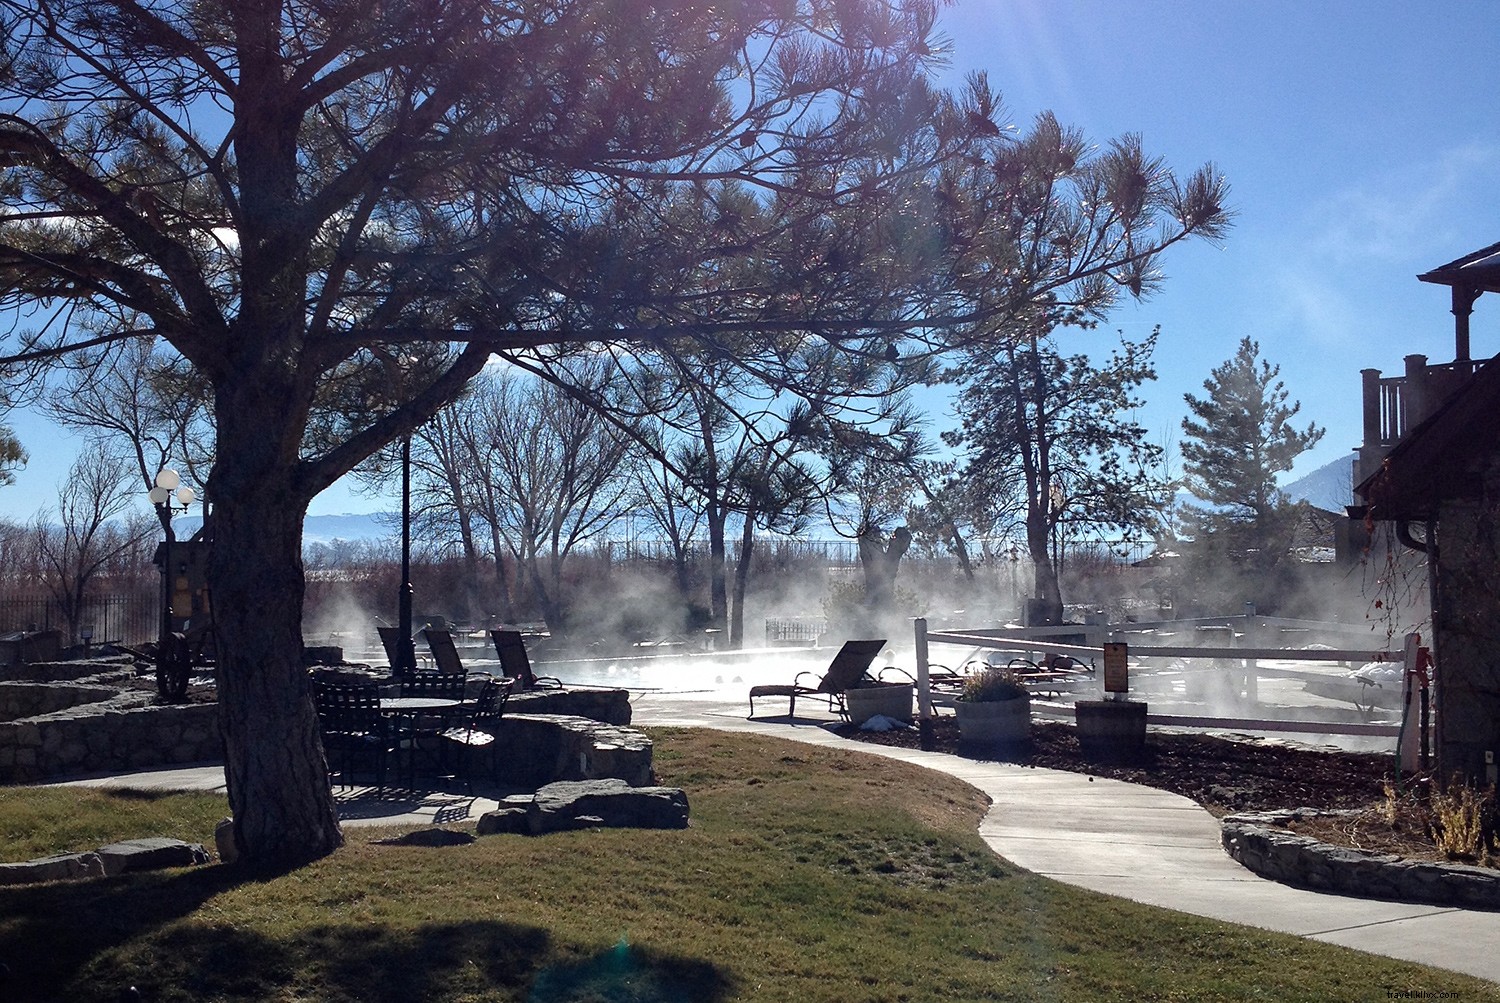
[[393, 433, 418, 676], [149, 469, 196, 698]]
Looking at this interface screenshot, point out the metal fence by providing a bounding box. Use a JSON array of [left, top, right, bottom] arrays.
[[0, 594, 159, 647], [765, 616, 828, 646]]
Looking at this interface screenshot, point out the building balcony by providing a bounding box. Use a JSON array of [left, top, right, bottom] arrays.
[[1356, 354, 1484, 489]]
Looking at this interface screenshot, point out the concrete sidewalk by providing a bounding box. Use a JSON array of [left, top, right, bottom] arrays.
[[63, 691, 1500, 985]]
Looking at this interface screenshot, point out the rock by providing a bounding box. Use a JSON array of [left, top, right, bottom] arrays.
[[95, 837, 210, 876], [214, 817, 239, 864], [528, 779, 689, 834], [476, 780, 692, 836], [475, 807, 530, 836], [373, 827, 476, 847], [0, 851, 104, 885]]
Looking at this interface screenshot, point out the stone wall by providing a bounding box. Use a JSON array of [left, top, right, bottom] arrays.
[[1221, 809, 1500, 909], [1431, 472, 1500, 783], [509, 685, 632, 726], [494, 713, 653, 787], [0, 672, 638, 785], [0, 697, 221, 784], [0, 681, 125, 723], [0, 655, 138, 684]]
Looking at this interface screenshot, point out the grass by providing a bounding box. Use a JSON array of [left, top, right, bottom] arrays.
[[0, 786, 229, 862], [0, 728, 1494, 1001]]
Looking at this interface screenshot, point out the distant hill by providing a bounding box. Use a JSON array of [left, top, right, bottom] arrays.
[[1282, 452, 1356, 510], [303, 511, 391, 544], [152, 511, 391, 546]]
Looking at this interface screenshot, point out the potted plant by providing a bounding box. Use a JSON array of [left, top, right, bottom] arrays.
[[954, 666, 1031, 745], [843, 678, 914, 726]]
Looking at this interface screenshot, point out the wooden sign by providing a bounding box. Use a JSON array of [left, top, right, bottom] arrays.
[[1104, 642, 1129, 693]]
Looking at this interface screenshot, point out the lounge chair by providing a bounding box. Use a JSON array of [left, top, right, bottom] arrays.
[[422, 628, 468, 674], [747, 638, 887, 718], [1006, 656, 1096, 697], [489, 629, 562, 690], [878, 661, 969, 693], [378, 624, 429, 671]]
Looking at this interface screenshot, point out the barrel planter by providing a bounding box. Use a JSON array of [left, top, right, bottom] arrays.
[[955, 695, 1031, 746], [1075, 699, 1148, 760], [843, 682, 913, 725]]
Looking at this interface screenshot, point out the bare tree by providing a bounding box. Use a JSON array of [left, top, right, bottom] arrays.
[[407, 392, 516, 623], [33, 448, 154, 643], [483, 368, 634, 632], [43, 338, 212, 532]]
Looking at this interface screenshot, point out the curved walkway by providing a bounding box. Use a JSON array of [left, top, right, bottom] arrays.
[[632, 694, 1500, 985]]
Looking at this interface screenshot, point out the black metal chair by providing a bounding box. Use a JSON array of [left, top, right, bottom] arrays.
[[313, 679, 397, 789], [440, 676, 514, 789], [392, 670, 469, 781], [399, 670, 468, 700]]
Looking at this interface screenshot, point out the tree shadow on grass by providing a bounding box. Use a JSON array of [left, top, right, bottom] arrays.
[[0, 864, 248, 1001], [526, 938, 733, 1003], [0, 867, 734, 1002]]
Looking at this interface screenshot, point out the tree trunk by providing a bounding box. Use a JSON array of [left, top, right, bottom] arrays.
[[857, 526, 911, 611], [706, 506, 730, 638], [209, 401, 343, 866], [486, 523, 516, 622], [1025, 506, 1063, 620], [729, 519, 756, 649]]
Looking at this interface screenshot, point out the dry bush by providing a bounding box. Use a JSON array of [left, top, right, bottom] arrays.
[[1425, 775, 1497, 862]]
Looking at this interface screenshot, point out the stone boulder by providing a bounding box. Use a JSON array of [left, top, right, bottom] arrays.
[[493, 714, 654, 787], [0, 851, 104, 885], [476, 779, 689, 836], [95, 837, 210, 876]]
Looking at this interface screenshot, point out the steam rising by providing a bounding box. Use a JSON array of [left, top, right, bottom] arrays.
[[302, 539, 1431, 754]]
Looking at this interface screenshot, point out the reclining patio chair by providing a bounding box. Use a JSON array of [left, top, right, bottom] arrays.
[[378, 624, 430, 671], [489, 628, 563, 690], [1006, 655, 1096, 697], [747, 638, 887, 718], [877, 661, 969, 693], [422, 628, 469, 675]]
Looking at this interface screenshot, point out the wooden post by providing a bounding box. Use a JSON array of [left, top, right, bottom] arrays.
[[1400, 632, 1422, 773], [914, 617, 931, 720], [1242, 602, 1259, 704]]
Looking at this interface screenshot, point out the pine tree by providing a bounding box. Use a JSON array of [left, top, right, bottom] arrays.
[[0, 426, 23, 486], [1179, 337, 1323, 590]]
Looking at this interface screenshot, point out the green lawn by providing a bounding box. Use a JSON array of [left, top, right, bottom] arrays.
[[0, 728, 1493, 1002]]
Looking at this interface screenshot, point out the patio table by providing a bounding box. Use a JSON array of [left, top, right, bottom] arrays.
[[379, 697, 463, 785]]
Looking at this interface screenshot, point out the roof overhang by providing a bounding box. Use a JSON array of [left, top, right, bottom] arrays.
[[1418, 241, 1500, 294]]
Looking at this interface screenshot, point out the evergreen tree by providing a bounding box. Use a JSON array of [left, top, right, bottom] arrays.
[[0, 426, 22, 486], [1178, 337, 1324, 603], [950, 327, 1168, 617]]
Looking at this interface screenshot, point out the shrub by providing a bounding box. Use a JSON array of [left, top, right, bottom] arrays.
[[959, 666, 1028, 703], [1427, 775, 1497, 862]]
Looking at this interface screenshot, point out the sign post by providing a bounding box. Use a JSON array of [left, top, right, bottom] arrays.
[[1104, 642, 1129, 699]]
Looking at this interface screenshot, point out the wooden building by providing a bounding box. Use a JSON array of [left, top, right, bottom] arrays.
[[1353, 240, 1500, 782]]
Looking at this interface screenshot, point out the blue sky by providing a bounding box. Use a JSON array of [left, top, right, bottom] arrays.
[[3, 0, 1498, 521], [931, 1, 1500, 486]]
